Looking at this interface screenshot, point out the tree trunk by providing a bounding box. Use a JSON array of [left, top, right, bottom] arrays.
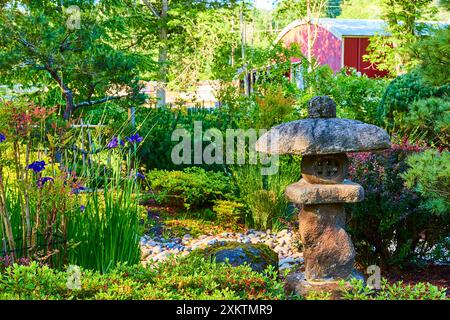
[[157, 0, 168, 108], [63, 89, 75, 120]]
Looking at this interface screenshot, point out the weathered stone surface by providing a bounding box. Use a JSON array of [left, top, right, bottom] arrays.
[[298, 204, 355, 280], [301, 154, 348, 184], [196, 241, 278, 273], [307, 96, 336, 118], [286, 179, 364, 204], [255, 118, 391, 155], [285, 271, 358, 300]]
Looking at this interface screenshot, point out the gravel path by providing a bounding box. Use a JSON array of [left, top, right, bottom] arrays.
[[140, 229, 304, 271]]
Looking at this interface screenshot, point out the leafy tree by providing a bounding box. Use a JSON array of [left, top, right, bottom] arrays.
[[338, 0, 383, 19], [364, 0, 438, 76], [409, 27, 450, 86], [134, 0, 239, 106], [325, 0, 342, 18], [0, 1, 148, 120]]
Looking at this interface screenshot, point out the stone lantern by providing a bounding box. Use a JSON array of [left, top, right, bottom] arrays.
[[255, 96, 390, 295]]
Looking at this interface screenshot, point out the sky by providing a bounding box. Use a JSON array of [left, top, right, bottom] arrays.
[[254, 0, 274, 10]]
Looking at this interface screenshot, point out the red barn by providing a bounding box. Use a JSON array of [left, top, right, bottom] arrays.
[[275, 18, 389, 79]]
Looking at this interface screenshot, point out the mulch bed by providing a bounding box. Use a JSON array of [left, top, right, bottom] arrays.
[[383, 264, 450, 294]]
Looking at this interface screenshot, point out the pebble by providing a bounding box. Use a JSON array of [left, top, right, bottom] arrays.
[[141, 228, 303, 264]]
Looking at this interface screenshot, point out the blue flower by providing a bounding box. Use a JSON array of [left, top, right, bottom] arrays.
[[0, 133, 5, 143], [136, 172, 145, 180], [126, 133, 143, 144], [36, 177, 53, 188], [107, 136, 119, 149], [107, 136, 125, 149], [27, 161, 46, 173], [80, 205, 86, 212]]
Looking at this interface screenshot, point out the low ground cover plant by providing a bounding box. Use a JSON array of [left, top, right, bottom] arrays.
[[0, 255, 288, 300]]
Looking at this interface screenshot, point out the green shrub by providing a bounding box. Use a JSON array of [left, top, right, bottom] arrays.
[[148, 167, 234, 210], [402, 97, 450, 148], [212, 200, 245, 225], [378, 70, 449, 132], [347, 144, 449, 268], [0, 255, 289, 300], [340, 278, 447, 300], [332, 69, 388, 124], [402, 150, 450, 216]]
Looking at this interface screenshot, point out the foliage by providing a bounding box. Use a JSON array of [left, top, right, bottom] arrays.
[[0, 0, 147, 119], [338, 0, 383, 19], [331, 69, 388, 123], [364, 0, 438, 76], [378, 70, 450, 133], [346, 144, 450, 268], [147, 167, 234, 210], [254, 85, 298, 129], [296, 65, 388, 124], [0, 255, 289, 300], [212, 200, 245, 225], [231, 156, 300, 230], [0, 99, 144, 272], [402, 150, 450, 215], [401, 97, 450, 148], [325, 0, 342, 18], [409, 27, 450, 86], [340, 278, 447, 300]]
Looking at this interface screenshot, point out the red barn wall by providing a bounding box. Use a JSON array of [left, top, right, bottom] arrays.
[[343, 37, 388, 78], [279, 24, 342, 72]]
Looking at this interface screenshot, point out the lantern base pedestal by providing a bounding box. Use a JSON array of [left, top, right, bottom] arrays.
[[285, 270, 365, 300]]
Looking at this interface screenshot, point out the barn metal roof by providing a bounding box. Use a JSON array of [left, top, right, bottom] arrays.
[[275, 18, 447, 42]]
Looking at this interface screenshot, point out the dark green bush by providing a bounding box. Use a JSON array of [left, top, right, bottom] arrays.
[[402, 150, 450, 216], [0, 255, 288, 300], [378, 70, 449, 132], [402, 97, 450, 148], [147, 167, 234, 210], [346, 144, 450, 268]]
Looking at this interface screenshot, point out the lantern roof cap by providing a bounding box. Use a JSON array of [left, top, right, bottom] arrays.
[[255, 96, 391, 155]]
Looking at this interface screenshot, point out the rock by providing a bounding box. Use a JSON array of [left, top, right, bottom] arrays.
[[254, 118, 390, 156], [195, 242, 278, 273], [299, 204, 355, 280], [279, 257, 297, 265], [286, 179, 364, 204], [207, 239, 218, 245], [152, 246, 162, 254], [147, 240, 157, 247], [285, 271, 352, 300], [307, 96, 336, 118]]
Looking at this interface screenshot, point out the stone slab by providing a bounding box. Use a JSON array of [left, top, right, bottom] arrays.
[[286, 179, 364, 204]]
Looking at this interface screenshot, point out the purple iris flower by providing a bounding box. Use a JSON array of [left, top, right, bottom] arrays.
[[0, 133, 5, 143], [80, 205, 86, 212], [126, 133, 143, 144], [36, 177, 54, 188], [136, 172, 145, 180], [27, 161, 46, 173], [107, 136, 125, 149]]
